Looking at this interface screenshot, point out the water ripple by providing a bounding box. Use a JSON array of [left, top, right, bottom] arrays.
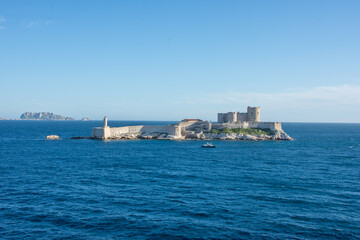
[[0, 122, 360, 239]]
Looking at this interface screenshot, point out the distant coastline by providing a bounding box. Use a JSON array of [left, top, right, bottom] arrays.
[[20, 112, 75, 120], [0, 112, 91, 121]]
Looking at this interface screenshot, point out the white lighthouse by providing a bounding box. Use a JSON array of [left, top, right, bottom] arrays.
[[104, 116, 108, 127]]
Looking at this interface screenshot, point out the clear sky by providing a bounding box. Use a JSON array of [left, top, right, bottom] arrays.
[[0, 0, 359, 122]]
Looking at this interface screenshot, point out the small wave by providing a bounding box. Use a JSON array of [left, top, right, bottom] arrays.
[[180, 210, 211, 219]]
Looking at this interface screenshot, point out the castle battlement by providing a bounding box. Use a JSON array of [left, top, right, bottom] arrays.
[[218, 106, 260, 123]]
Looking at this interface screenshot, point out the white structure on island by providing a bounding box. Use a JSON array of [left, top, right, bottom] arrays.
[[91, 116, 111, 139], [218, 106, 260, 123], [91, 116, 181, 140], [214, 106, 281, 131], [91, 107, 282, 139]]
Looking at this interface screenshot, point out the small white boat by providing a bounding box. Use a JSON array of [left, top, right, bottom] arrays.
[[201, 142, 216, 148]]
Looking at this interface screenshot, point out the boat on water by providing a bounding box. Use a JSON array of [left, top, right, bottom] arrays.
[[201, 142, 216, 148]]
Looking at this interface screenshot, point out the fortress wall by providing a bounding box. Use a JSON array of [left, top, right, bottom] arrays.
[[106, 125, 181, 138], [179, 121, 211, 133], [179, 121, 203, 135], [178, 121, 207, 130], [237, 113, 248, 122], [250, 122, 282, 131], [212, 122, 282, 131], [142, 125, 180, 136], [179, 121, 195, 135], [217, 113, 226, 123], [92, 126, 111, 139], [178, 121, 197, 128], [211, 123, 223, 130], [109, 125, 146, 137], [212, 123, 248, 130], [128, 126, 144, 133], [110, 126, 131, 137], [92, 127, 105, 138], [212, 122, 249, 129], [141, 125, 169, 133], [166, 125, 181, 136]]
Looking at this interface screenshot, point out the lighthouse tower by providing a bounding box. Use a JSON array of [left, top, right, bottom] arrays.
[[104, 116, 108, 127], [102, 116, 111, 139]]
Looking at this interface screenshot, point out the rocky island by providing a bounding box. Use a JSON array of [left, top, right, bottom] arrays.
[[20, 112, 75, 120], [89, 107, 292, 141]]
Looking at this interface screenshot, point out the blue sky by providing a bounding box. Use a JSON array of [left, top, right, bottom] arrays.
[[0, 0, 359, 122]]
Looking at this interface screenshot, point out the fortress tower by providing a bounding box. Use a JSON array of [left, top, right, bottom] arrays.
[[227, 112, 237, 123], [247, 106, 260, 122]]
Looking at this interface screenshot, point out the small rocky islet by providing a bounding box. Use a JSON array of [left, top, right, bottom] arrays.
[[101, 130, 292, 141], [88, 107, 293, 141]]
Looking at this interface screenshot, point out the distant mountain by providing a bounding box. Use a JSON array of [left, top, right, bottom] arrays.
[[20, 112, 75, 120], [0, 117, 7, 120], [81, 117, 91, 121]]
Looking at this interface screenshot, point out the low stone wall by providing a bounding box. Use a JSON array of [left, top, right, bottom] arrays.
[[252, 122, 282, 131], [110, 126, 131, 138], [92, 125, 181, 139], [212, 122, 282, 131]]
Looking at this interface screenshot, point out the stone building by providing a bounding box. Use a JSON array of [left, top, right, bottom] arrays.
[[218, 106, 260, 123]]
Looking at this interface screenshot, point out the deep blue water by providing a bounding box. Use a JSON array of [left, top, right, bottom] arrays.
[[0, 121, 359, 239]]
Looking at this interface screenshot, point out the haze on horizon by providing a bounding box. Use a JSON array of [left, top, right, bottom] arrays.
[[0, 0, 359, 123]]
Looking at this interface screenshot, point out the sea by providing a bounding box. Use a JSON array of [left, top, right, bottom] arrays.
[[0, 121, 359, 239]]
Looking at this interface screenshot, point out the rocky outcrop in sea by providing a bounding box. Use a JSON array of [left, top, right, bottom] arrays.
[[99, 130, 292, 141], [20, 112, 75, 120]]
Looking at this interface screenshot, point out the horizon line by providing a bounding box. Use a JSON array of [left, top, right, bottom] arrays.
[[1, 119, 360, 124]]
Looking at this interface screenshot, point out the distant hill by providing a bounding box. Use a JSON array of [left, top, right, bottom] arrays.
[[81, 117, 91, 121], [20, 112, 75, 120], [0, 117, 7, 120]]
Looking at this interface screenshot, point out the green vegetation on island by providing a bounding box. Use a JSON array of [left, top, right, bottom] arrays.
[[206, 128, 273, 136]]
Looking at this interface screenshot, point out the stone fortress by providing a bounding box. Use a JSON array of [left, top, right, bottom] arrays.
[[218, 106, 260, 123], [215, 107, 282, 131], [91, 106, 291, 140]]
